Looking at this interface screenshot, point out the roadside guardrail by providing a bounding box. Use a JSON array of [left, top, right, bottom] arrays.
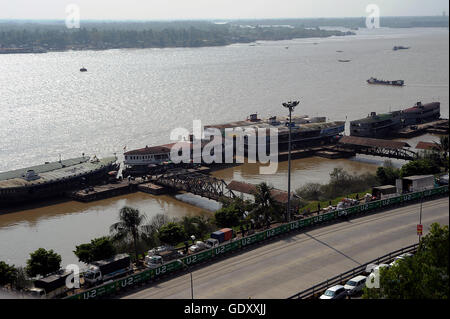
[[287, 243, 419, 299]]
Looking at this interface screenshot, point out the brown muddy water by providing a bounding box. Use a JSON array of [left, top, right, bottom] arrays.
[[0, 26, 447, 267]]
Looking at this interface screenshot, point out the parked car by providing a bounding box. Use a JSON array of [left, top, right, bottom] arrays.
[[205, 238, 219, 249], [364, 263, 378, 274], [319, 285, 347, 299], [147, 245, 174, 256], [344, 275, 367, 296], [390, 253, 413, 267], [189, 241, 207, 253]]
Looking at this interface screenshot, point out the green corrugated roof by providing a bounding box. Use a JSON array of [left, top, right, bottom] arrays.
[[351, 113, 397, 124]]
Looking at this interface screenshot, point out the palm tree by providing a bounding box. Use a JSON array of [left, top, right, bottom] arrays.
[[251, 183, 280, 228], [110, 206, 147, 263], [432, 135, 449, 170]]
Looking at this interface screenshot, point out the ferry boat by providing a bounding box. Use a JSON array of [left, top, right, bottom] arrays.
[[350, 111, 402, 138], [367, 77, 404, 86], [401, 102, 441, 126], [203, 113, 345, 153], [0, 156, 118, 207], [350, 101, 441, 138], [123, 114, 345, 172]]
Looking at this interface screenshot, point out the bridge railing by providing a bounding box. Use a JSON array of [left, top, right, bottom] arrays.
[[287, 243, 420, 299]]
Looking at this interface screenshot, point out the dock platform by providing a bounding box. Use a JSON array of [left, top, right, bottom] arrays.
[[395, 119, 449, 138], [138, 183, 168, 195], [316, 150, 355, 159], [69, 180, 138, 202]]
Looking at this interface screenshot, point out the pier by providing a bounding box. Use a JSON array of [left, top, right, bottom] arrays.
[[395, 119, 449, 138], [69, 180, 139, 202]]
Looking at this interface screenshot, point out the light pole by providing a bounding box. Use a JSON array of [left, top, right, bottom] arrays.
[[282, 100, 300, 223], [178, 259, 193, 299], [418, 193, 423, 245]]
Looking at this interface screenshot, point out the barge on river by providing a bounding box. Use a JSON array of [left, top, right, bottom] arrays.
[[367, 77, 404, 86], [350, 101, 441, 138], [0, 156, 118, 207], [123, 114, 345, 175]]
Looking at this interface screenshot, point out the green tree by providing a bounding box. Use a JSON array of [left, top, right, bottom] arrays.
[[110, 206, 147, 262], [26, 248, 61, 278], [194, 215, 215, 239], [0, 261, 17, 286], [13, 267, 31, 291], [74, 236, 116, 264], [400, 159, 441, 177], [376, 166, 400, 185], [295, 183, 322, 201], [180, 215, 214, 240], [251, 182, 282, 226], [158, 222, 186, 247], [362, 223, 449, 299]]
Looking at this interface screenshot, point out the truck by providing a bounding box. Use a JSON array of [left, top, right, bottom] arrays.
[[28, 270, 73, 299], [83, 254, 132, 286], [210, 228, 233, 244], [205, 238, 219, 249]]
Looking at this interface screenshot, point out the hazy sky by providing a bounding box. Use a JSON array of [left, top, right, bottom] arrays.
[[0, 0, 448, 20]]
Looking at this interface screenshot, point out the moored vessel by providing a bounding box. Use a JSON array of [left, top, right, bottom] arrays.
[[350, 111, 402, 138], [0, 155, 118, 207], [401, 101, 441, 125], [350, 101, 441, 138], [367, 77, 404, 86]]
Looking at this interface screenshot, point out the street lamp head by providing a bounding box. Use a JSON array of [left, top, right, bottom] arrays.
[[282, 100, 300, 111]]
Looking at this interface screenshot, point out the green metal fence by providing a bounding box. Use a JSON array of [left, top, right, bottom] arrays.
[[66, 185, 448, 299]]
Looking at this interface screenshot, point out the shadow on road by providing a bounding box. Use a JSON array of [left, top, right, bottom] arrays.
[[303, 232, 362, 266]]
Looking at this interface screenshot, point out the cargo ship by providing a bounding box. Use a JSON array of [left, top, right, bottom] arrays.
[[367, 77, 404, 86], [202, 113, 345, 153], [350, 111, 402, 138], [350, 101, 441, 138], [393, 46, 410, 51], [123, 114, 345, 173], [0, 155, 118, 206]]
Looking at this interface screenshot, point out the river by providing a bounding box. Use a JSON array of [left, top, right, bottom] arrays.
[[0, 27, 448, 267]]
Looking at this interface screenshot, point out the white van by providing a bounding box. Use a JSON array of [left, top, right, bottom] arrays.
[[344, 275, 367, 296]]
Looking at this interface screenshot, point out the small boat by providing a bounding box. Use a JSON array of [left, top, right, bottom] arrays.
[[336, 50, 344, 53], [338, 59, 351, 62], [393, 46, 410, 51], [80, 67, 87, 72], [367, 77, 404, 86]]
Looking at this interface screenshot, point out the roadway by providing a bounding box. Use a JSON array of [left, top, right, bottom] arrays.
[[122, 197, 449, 299]]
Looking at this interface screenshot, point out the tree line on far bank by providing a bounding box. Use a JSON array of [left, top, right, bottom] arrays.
[[0, 22, 352, 51]]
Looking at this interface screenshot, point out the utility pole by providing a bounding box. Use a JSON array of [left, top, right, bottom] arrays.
[[418, 193, 423, 245], [282, 100, 300, 222]]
